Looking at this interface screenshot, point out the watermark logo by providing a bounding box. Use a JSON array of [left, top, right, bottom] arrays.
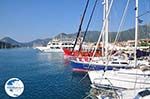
[[5, 78, 24, 97]]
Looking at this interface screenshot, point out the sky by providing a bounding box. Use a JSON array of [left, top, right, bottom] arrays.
[[0, 0, 149, 42]]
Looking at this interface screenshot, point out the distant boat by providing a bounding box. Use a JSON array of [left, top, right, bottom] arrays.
[[35, 39, 76, 53], [35, 39, 63, 53]]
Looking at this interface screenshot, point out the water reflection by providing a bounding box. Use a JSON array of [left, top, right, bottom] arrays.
[[37, 52, 64, 62]]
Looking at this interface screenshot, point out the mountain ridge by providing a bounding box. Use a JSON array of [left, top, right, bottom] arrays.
[[0, 25, 149, 47]]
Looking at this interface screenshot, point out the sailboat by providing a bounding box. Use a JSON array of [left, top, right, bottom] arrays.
[[87, 0, 150, 98], [70, 0, 149, 72], [88, 69, 150, 98]]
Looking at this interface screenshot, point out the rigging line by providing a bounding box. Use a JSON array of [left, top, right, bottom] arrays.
[[78, 73, 88, 83], [79, 0, 99, 52], [72, 0, 90, 53], [104, 77, 121, 99], [79, 0, 114, 83], [113, 0, 130, 44], [138, 10, 150, 18]]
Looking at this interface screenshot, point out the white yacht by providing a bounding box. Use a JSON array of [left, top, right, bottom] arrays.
[[35, 39, 63, 53], [35, 39, 76, 53], [61, 40, 74, 50]]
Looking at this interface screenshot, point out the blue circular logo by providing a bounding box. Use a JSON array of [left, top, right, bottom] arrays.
[[5, 78, 24, 97]]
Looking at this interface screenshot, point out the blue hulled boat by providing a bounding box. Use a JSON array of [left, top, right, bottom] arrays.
[[70, 57, 135, 72]]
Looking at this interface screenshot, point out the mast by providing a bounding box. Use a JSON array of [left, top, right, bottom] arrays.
[[102, 0, 106, 57], [79, 0, 98, 52], [105, 0, 109, 58], [134, 0, 138, 67], [72, 0, 89, 53], [101, 0, 109, 57]]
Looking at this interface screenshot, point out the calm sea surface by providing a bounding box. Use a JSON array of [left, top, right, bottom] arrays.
[[0, 48, 90, 99]]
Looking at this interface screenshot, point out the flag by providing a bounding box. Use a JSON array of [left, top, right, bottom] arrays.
[[138, 18, 143, 23]]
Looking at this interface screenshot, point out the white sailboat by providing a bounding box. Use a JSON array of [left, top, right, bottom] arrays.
[[88, 68, 150, 98]]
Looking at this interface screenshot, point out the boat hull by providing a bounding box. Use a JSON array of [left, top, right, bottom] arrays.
[[63, 48, 101, 57], [88, 69, 150, 89], [70, 60, 132, 72], [35, 47, 64, 53]]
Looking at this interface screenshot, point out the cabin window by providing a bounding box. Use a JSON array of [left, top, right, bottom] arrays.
[[50, 47, 54, 49], [113, 59, 117, 61], [138, 90, 150, 97], [56, 47, 60, 49], [112, 62, 119, 64], [69, 43, 73, 45], [120, 62, 128, 64]]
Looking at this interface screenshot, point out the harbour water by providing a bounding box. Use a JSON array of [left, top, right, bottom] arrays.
[[0, 48, 90, 99]]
